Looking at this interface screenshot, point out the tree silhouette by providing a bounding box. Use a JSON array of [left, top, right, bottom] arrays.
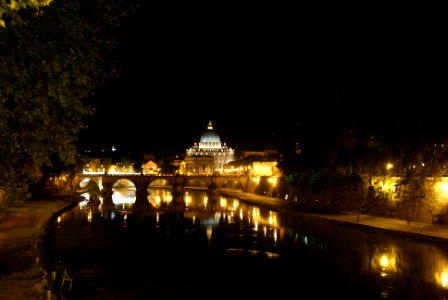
[[0, 0, 137, 205]]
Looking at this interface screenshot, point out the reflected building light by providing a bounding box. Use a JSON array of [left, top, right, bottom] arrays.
[[214, 212, 221, 221], [373, 249, 397, 277], [111, 211, 115, 221], [112, 194, 136, 205], [232, 200, 239, 211], [206, 226, 213, 241], [269, 211, 273, 225], [185, 194, 191, 207], [166, 193, 173, 204], [304, 235, 308, 246], [220, 197, 227, 209], [203, 196, 208, 208], [442, 272, 448, 288], [155, 195, 161, 207], [435, 269, 448, 288], [87, 210, 92, 223], [380, 255, 388, 269], [263, 226, 267, 238], [192, 215, 196, 224], [254, 220, 258, 231], [252, 207, 259, 219], [273, 229, 278, 243], [57, 216, 61, 224], [156, 212, 159, 224], [239, 208, 243, 221]]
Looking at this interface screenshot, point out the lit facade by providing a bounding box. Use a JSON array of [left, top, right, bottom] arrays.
[[185, 121, 235, 174]]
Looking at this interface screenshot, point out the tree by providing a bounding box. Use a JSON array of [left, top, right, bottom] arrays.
[[0, 0, 138, 206], [0, 0, 53, 27]]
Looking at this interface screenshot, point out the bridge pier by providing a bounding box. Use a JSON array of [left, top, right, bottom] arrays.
[[99, 181, 115, 218], [133, 183, 151, 211]]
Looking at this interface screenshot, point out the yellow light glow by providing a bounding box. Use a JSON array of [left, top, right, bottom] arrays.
[[438, 182, 448, 193], [185, 195, 191, 207], [206, 226, 212, 241], [155, 195, 161, 206], [232, 199, 239, 211], [220, 197, 227, 208], [442, 272, 447, 288], [380, 255, 389, 268]]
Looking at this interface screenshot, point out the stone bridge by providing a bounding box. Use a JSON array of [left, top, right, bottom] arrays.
[[72, 173, 253, 208]]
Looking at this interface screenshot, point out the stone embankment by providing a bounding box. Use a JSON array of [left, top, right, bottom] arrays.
[[0, 198, 73, 300], [221, 190, 448, 245]]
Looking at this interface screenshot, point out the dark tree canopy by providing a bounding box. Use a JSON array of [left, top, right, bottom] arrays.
[[0, 0, 138, 205]]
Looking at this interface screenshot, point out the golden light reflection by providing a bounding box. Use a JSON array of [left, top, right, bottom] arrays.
[[239, 208, 243, 220], [442, 272, 447, 288], [185, 193, 191, 207], [372, 248, 397, 277], [380, 255, 389, 269], [206, 226, 212, 241], [220, 197, 227, 209], [148, 189, 173, 207], [252, 207, 260, 219], [232, 199, 239, 211], [435, 262, 448, 289], [203, 196, 208, 208], [87, 210, 92, 223]]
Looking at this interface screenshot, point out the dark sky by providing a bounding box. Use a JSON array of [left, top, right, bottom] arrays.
[[77, 5, 447, 158]]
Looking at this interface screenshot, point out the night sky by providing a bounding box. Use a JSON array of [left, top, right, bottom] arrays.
[[77, 5, 447, 158]]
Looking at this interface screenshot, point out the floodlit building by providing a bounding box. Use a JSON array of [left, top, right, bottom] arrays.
[[142, 160, 158, 175], [184, 121, 235, 174]]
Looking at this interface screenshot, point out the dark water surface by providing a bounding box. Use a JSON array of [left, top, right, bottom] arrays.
[[45, 190, 448, 299]]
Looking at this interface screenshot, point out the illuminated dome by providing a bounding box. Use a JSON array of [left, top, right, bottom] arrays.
[[200, 121, 221, 144], [185, 121, 235, 174]]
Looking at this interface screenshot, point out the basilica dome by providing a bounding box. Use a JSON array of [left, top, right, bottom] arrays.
[[200, 121, 221, 144], [185, 121, 235, 174]]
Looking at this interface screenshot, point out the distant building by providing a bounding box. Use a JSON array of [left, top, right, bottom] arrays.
[[184, 121, 235, 174], [142, 160, 158, 175], [242, 149, 278, 158], [250, 161, 281, 177]]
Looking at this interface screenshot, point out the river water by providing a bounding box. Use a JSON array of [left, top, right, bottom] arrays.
[[44, 189, 448, 299]]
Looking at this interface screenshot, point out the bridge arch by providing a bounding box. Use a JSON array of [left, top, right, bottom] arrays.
[[218, 179, 245, 191], [72, 174, 252, 203]]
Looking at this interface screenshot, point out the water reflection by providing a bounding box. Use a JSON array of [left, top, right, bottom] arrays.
[[48, 188, 448, 299]]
